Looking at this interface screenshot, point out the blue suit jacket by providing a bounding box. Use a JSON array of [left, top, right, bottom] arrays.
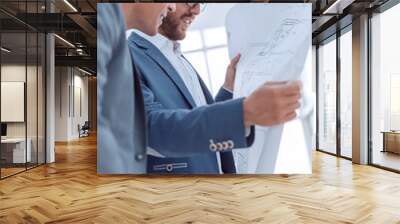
[[128, 33, 253, 174], [97, 5, 146, 174]]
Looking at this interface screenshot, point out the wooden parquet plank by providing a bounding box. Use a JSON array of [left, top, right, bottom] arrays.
[[1, 134, 400, 223]]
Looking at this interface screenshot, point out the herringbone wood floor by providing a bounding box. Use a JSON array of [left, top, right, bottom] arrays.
[[1, 135, 400, 224]]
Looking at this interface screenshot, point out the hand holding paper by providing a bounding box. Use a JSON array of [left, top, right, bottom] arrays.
[[223, 54, 241, 92], [243, 81, 301, 127]]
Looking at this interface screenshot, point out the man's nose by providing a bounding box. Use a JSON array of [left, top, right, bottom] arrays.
[[191, 4, 200, 15], [168, 3, 176, 13]]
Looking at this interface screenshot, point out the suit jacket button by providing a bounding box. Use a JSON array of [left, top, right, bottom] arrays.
[[209, 140, 217, 151], [210, 143, 217, 151], [227, 140, 234, 149], [222, 142, 229, 150], [166, 164, 173, 172], [216, 143, 223, 151], [135, 154, 144, 161]]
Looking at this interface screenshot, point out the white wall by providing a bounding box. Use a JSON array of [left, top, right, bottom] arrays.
[[72, 73, 89, 138], [1, 66, 26, 134], [55, 67, 89, 141], [55, 66, 68, 141], [1, 63, 46, 164], [1, 65, 26, 141], [1, 82, 25, 122], [1, 65, 39, 138]]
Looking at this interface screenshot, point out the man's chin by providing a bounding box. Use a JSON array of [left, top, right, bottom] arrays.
[[177, 28, 187, 40], [160, 25, 186, 41], [177, 32, 186, 41]]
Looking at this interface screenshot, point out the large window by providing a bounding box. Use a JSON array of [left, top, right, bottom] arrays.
[[181, 27, 230, 96], [371, 2, 400, 171], [316, 26, 353, 159], [317, 36, 337, 155]]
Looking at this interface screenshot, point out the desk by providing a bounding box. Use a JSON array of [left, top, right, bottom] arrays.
[[381, 131, 400, 154], [1, 138, 31, 163]]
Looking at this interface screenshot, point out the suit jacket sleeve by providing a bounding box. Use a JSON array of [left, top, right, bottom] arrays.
[[214, 87, 255, 145], [139, 75, 250, 158], [215, 87, 233, 102], [213, 87, 241, 174]]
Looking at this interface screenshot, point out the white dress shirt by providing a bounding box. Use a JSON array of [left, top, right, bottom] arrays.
[[128, 29, 223, 174]]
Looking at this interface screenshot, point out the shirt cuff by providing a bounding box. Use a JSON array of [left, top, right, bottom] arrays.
[[222, 86, 233, 94], [245, 127, 251, 137]]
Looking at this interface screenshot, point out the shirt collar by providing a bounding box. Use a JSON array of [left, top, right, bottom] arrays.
[[128, 29, 181, 54]]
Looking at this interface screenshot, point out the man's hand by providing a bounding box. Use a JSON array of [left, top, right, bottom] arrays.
[[223, 54, 241, 92], [243, 81, 301, 127]]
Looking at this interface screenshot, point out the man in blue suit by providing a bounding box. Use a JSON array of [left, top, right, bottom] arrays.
[[97, 3, 176, 174], [127, 3, 302, 174]]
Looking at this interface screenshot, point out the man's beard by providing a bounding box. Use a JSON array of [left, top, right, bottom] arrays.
[[159, 13, 192, 41]]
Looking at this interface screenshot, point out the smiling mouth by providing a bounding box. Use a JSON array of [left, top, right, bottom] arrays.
[[160, 14, 166, 21], [182, 18, 193, 29]]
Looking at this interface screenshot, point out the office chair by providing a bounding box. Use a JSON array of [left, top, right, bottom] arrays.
[[79, 121, 90, 138]]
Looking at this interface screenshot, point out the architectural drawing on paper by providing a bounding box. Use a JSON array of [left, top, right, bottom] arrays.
[[226, 3, 313, 174]]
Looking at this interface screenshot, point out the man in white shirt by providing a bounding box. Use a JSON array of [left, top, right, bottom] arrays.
[[127, 3, 301, 174]]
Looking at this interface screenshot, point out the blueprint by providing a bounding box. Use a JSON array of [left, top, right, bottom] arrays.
[[226, 3, 313, 174]]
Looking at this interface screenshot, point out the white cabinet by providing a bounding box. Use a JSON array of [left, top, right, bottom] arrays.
[[1, 138, 32, 163]]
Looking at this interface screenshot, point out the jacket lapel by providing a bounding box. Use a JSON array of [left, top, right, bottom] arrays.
[[129, 33, 197, 108], [197, 74, 214, 104]]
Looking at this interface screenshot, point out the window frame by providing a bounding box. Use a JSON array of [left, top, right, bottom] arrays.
[[315, 24, 353, 161], [182, 27, 229, 96]]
